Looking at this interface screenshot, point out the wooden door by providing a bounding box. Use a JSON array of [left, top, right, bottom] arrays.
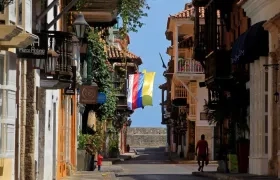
[[57, 91, 66, 179]]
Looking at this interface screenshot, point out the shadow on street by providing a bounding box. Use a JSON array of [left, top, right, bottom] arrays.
[[116, 174, 210, 180], [117, 147, 172, 164]]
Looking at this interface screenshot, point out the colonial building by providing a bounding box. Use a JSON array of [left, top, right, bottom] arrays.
[[192, 0, 280, 176], [161, 3, 215, 160]]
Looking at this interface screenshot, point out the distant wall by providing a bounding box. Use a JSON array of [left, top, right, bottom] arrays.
[[126, 127, 167, 147]]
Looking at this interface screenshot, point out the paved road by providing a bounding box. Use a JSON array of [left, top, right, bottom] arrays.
[[116, 147, 217, 180]]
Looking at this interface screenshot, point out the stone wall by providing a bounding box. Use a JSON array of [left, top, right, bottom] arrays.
[[126, 127, 167, 147]]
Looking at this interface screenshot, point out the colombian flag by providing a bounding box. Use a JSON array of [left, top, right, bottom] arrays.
[[127, 70, 156, 110]]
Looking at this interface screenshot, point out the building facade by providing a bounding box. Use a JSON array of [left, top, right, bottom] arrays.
[[161, 3, 215, 160]]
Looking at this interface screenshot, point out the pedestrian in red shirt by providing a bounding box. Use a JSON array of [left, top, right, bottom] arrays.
[[195, 134, 209, 172], [97, 152, 103, 171]]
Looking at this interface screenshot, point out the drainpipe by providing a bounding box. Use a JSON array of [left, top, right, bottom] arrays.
[[14, 58, 20, 180], [20, 59, 27, 180]]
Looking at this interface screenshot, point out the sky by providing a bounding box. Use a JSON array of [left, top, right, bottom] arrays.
[[128, 0, 190, 127]]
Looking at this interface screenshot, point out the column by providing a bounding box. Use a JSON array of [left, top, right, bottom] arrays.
[[263, 20, 280, 177], [249, 62, 254, 173], [173, 23, 178, 73], [24, 61, 36, 180]]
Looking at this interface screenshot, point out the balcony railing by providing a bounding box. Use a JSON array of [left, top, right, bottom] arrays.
[[113, 77, 127, 95], [177, 58, 204, 74]]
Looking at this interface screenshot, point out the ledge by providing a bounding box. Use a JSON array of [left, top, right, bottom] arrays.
[[0, 33, 38, 48], [0, 25, 23, 41]]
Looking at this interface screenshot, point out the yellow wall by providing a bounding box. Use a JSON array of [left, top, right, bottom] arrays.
[[0, 158, 13, 180]]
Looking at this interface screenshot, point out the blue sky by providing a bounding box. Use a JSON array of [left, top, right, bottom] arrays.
[[128, 0, 189, 127]]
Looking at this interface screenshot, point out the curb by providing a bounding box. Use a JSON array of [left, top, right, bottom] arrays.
[[192, 172, 240, 180], [171, 159, 218, 165]]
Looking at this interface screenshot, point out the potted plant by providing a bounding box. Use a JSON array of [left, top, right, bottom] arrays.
[[236, 108, 249, 173]]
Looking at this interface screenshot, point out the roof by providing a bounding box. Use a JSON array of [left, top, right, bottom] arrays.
[[106, 45, 142, 64], [166, 3, 220, 35], [171, 7, 220, 19]]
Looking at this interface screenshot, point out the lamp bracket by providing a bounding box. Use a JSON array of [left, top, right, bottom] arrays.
[[263, 64, 279, 71]]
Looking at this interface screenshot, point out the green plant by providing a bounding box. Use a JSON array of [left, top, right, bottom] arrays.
[[116, 0, 150, 82], [78, 121, 105, 152], [109, 133, 119, 153], [77, 131, 92, 150], [86, 30, 117, 121]]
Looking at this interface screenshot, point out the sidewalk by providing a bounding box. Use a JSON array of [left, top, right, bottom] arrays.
[[63, 152, 136, 180], [62, 171, 117, 180], [192, 171, 279, 180]]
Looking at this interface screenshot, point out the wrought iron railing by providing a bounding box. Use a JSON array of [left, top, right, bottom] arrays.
[[177, 58, 204, 74]]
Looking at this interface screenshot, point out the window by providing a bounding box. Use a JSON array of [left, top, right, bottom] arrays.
[[0, 52, 16, 157]]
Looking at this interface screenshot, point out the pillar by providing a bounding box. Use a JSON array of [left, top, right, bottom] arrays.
[[20, 59, 27, 180], [173, 22, 178, 73], [24, 61, 36, 180], [263, 19, 280, 177]]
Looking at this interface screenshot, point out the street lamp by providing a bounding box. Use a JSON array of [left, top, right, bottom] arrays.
[[73, 12, 89, 41], [264, 63, 279, 103]]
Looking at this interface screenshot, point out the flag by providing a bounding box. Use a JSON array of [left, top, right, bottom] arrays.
[[127, 71, 156, 110]]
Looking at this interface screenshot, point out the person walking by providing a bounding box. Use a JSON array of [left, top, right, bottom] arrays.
[[195, 134, 209, 172]]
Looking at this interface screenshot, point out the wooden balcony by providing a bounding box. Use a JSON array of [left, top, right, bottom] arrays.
[[70, 0, 119, 24], [205, 49, 231, 85], [0, 0, 37, 48], [117, 97, 128, 110], [113, 78, 126, 96], [177, 58, 204, 74], [39, 31, 75, 89]]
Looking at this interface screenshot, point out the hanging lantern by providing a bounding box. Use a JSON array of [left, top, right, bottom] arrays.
[[73, 12, 89, 40], [45, 49, 59, 74]]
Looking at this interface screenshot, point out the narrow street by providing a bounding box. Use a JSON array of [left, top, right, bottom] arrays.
[[115, 147, 217, 180]]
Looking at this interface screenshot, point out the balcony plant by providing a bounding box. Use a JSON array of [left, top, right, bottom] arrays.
[[86, 30, 117, 121]]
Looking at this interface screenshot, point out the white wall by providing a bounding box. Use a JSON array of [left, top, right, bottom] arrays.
[[37, 0, 60, 179], [242, 0, 280, 26]]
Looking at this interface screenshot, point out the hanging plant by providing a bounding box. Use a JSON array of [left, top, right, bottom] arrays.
[[116, 0, 150, 75], [86, 29, 117, 121]]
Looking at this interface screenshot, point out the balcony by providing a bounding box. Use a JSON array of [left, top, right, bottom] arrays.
[[0, 0, 37, 48], [205, 49, 231, 84], [70, 0, 119, 24], [117, 97, 128, 110], [38, 31, 75, 89], [113, 78, 126, 96], [177, 58, 204, 74]]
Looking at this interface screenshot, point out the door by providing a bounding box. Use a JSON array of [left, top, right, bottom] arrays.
[[57, 92, 66, 179]]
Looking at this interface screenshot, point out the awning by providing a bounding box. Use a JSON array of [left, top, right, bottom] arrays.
[[231, 21, 268, 64]]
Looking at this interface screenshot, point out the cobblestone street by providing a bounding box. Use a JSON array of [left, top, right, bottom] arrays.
[[115, 147, 217, 180]]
